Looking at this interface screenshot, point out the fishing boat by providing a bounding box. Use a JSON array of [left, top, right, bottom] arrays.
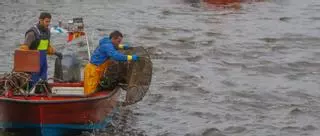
[[0, 18, 152, 136], [0, 81, 121, 136]]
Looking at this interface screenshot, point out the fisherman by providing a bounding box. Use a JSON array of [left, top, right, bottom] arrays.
[[84, 30, 139, 95], [19, 12, 63, 88]]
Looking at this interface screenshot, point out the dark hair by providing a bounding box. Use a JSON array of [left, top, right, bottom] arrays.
[[39, 12, 51, 19], [109, 31, 123, 39]]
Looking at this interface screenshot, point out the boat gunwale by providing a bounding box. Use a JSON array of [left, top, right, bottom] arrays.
[[0, 87, 120, 104]]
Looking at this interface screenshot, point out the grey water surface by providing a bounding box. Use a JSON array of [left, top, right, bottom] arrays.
[[1, 0, 320, 136]]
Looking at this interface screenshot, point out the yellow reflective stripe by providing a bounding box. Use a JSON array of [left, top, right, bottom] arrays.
[[37, 40, 49, 50], [127, 55, 132, 61], [118, 44, 124, 49]]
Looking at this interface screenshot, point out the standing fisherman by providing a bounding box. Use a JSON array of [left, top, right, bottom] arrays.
[[19, 12, 63, 87]]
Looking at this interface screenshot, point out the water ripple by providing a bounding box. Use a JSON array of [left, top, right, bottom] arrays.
[[1, 0, 320, 136]]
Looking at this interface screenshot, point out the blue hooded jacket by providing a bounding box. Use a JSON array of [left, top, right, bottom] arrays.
[[90, 37, 131, 65]]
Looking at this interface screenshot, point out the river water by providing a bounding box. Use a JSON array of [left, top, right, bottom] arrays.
[[1, 0, 320, 136]]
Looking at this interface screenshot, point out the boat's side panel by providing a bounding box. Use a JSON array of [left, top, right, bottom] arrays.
[[2, 109, 117, 136], [0, 101, 41, 125], [0, 90, 120, 130], [39, 94, 118, 124]]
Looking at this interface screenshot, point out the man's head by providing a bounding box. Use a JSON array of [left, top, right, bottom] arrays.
[[109, 31, 123, 46], [39, 12, 51, 29]]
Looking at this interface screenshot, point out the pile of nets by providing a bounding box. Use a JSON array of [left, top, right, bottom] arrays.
[[0, 72, 31, 96]]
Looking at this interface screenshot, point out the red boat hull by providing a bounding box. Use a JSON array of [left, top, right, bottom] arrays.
[[0, 87, 120, 136]]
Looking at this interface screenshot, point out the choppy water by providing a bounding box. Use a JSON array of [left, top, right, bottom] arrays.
[[1, 0, 320, 136]]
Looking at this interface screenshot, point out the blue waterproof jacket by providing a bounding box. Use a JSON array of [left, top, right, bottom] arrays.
[[90, 37, 132, 65]]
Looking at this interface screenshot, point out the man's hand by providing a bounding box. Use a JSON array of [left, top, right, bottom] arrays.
[[123, 44, 130, 50], [19, 44, 29, 50], [55, 52, 63, 59], [120, 44, 133, 50], [132, 55, 139, 61]]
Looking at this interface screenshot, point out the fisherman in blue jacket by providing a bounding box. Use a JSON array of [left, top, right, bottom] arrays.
[[83, 31, 139, 95]]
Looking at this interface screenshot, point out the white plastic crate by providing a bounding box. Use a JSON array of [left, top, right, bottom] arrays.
[[51, 87, 85, 96]]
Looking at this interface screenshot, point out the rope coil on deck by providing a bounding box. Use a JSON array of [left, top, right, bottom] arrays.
[[0, 72, 31, 96]]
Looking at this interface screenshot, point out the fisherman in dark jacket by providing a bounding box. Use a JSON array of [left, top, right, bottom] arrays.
[[19, 12, 63, 87]]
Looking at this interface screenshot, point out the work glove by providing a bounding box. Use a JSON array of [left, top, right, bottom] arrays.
[[119, 44, 132, 50], [19, 44, 29, 50], [132, 55, 139, 61], [123, 44, 130, 50], [55, 52, 63, 60]]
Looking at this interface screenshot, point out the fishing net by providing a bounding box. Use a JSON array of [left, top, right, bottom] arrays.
[[100, 46, 153, 106], [0, 72, 31, 96]]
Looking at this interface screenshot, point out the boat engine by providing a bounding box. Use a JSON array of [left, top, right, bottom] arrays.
[[54, 53, 81, 83]]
